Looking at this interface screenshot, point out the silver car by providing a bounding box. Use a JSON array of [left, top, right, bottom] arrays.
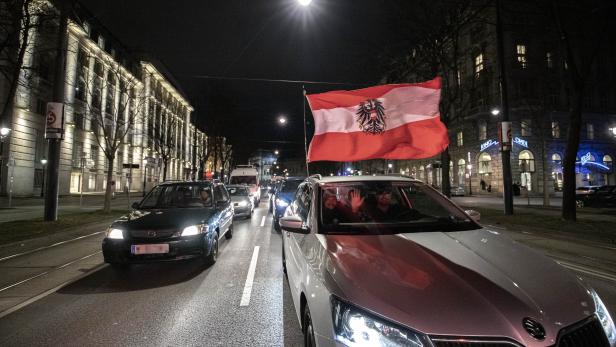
[[280, 175, 615, 347], [226, 185, 253, 219]]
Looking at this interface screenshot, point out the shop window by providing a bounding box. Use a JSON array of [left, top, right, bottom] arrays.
[[478, 153, 492, 174], [552, 153, 562, 167], [519, 150, 535, 172], [457, 159, 466, 185], [604, 155, 613, 171]]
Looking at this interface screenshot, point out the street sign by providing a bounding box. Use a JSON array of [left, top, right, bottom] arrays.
[[498, 121, 512, 151], [122, 163, 140, 169], [45, 102, 65, 139]]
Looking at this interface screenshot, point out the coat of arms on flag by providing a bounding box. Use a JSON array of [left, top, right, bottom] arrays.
[[305, 77, 448, 162]]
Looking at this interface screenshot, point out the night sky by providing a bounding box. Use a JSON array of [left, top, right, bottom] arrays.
[[80, 0, 408, 162]]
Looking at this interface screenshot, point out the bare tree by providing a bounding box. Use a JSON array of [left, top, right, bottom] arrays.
[[147, 95, 182, 182], [74, 51, 146, 212]]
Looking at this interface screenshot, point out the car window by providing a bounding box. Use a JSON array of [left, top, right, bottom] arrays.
[[318, 181, 478, 234], [281, 180, 302, 193], [296, 183, 312, 220], [228, 187, 249, 196], [230, 176, 257, 185], [140, 184, 212, 208], [214, 185, 224, 201]]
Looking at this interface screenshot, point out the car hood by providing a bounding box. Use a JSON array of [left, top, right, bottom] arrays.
[[113, 208, 215, 230], [323, 228, 594, 345]]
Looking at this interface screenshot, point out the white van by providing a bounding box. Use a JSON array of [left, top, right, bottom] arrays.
[[229, 165, 260, 205]]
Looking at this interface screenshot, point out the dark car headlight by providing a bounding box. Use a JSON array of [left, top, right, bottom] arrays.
[[331, 296, 431, 347]]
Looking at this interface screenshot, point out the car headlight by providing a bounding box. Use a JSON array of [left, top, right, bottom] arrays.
[[331, 296, 431, 347], [106, 228, 124, 240], [181, 224, 207, 236], [592, 289, 616, 345], [238, 200, 249, 207], [276, 198, 289, 208]]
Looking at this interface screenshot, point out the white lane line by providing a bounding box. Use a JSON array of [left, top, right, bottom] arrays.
[[0, 251, 101, 293], [240, 246, 260, 306], [0, 231, 105, 262], [260, 216, 266, 227], [556, 259, 616, 283]]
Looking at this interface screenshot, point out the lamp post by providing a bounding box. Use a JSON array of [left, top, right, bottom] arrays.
[[467, 164, 473, 195], [40, 158, 48, 197], [388, 162, 393, 174], [0, 127, 11, 206]]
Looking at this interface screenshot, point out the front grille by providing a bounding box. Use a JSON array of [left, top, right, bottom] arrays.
[[557, 316, 609, 347], [129, 228, 177, 239]]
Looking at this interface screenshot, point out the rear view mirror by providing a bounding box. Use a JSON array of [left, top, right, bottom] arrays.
[[280, 216, 310, 234], [465, 209, 481, 222]]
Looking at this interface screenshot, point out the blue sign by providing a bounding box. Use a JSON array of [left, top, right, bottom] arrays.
[[575, 151, 610, 173], [480, 139, 499, 152], [513, 137, 528, 148]]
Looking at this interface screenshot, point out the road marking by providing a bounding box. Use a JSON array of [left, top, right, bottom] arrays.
[[0, 262, 107, 319], [240, 246, 260, 306], [0, 231, 104, 262], [555, 259, 616, 283], [260, 216, 266, 227], [0, 251, 101, 293]]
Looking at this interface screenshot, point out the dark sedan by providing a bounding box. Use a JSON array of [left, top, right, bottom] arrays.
[[102, 181, 234, 268], [271, 178, 304, 231]]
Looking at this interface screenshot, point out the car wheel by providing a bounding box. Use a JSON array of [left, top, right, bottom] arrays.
[[203, 235, 218, 267], [303, 304, 316, 347], [225, 222, 234, 239]]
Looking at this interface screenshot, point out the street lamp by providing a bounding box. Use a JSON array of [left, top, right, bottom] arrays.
[[467, 164, 473, 195], [491, 108, 500, 116], [0, 127, 10, 138], [278, 116, 287, 125], [40, 158, 48, 197], [298, 0, 312, 6], [274, 150, 279, 155]]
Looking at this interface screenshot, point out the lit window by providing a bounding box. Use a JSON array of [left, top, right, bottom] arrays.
[[98, 35, 105, 50], [521, 119, 531, 136], [604, 155, 613, 171], [546, 52, 553, 69], [551, 121, 560, 138], [456, 131, 464, 146], [587, 123, 594, 140], [519, 150, 535, 172], [478, 153, 492, 174], [474, 53, 484, 76], [516, 44, 527, 69], [552, 153, 562, 167], [478, 120, 487, 140]]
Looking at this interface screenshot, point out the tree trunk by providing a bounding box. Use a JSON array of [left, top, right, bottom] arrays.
[[104, 158, 115, 213], [441, 148, 451, 198], [162, 158, 168, 181], [562, 90, 583, 221]]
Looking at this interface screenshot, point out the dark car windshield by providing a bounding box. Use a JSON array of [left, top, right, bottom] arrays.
[[319, 181, 479, 234], [227, 186, 249, 196], [139, 184, 213, 209], [280, 180, 302, 193], [230, 176, 256, 185]]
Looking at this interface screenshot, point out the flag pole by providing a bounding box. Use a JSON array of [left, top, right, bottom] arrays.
[[303, 85, 310, 176]]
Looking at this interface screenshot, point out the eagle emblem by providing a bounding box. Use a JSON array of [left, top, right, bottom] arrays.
[[356, 98, 386, 134]]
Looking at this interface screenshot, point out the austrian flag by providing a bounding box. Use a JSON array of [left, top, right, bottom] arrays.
[[306, 77, 449, 162]]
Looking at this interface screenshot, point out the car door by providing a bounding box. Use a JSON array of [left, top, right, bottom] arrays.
[[285, 183, 312, 304], [214, 185, 233, 233]]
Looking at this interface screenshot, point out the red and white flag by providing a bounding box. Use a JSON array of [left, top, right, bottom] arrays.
[[306, 77, 448, 162]]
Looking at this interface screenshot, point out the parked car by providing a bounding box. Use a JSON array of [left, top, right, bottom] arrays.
[[450, 185, 465, 196], [281, 175, 615, 347], [102, 181, 234, 268], [576, 185, 603, 207], [227, 185, 254, 219], [269, 180, 284, 213], [578, 185, 616, 208], [271, 177, 305, 231]]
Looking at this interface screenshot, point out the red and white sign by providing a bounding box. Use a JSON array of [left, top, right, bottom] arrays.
[[306, 78, 448, 162], [44, 102, 64, 139]]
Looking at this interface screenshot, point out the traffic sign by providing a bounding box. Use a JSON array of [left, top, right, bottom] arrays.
[[45, 102, 65, 139]]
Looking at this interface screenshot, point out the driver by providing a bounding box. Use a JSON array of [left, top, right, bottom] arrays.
[[199, 188, 212, 206], [367, 185, 404, 222]]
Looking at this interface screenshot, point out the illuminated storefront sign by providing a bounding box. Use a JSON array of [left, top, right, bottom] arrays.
[[480, 139, 499, 151], [578, 152, 610, 171], [513, 137, 528, 148]]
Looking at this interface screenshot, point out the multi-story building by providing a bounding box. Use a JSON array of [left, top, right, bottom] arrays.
[[0, 1, 206, 197], [381, 2, 616, 195]]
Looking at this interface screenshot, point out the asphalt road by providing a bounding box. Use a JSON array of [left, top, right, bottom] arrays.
[[0, 200, 615, 346]]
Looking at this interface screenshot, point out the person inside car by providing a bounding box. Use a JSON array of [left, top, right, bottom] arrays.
[[322, 189, 366, 224], [199, 188, 212, 206], [366, 185, 405, 222]]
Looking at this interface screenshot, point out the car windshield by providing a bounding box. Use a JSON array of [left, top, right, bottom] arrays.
[[230, 176, 257, 185], [228, 187, 249, 196], [139, 184, 213, 208], [281, 180, 302, 193], [319, 181, 479, 234]]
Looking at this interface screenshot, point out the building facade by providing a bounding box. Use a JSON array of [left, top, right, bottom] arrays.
[[380, 2, 616, 196], [0, 1, 206, 197]]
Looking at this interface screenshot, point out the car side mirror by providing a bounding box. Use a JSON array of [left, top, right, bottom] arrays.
[[279, 215, 310, 234], [465, 209, 481, 222], [131, 202, 140, 209]]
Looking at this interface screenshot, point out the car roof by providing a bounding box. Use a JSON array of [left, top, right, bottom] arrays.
[[158, 181, 212, 186], [309, 175, 420, 184]]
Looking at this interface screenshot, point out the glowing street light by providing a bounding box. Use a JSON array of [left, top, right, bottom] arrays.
[[278, 116, 287, 125], [491, 108, 500, 116], [298, 0, 312, 6], [274, 150, 279, 155], [0, 126, 11, 139]]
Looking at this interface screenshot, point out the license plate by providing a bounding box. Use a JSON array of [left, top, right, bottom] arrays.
[[131, 244, 169, 255]]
